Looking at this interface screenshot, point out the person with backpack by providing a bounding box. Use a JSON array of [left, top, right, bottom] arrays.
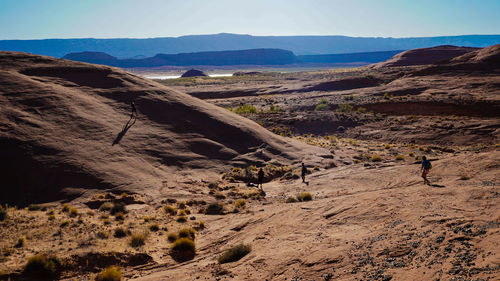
[[301, 163, 307, 183], [421, 156, 432, 185], [257, 168, 264, 190]]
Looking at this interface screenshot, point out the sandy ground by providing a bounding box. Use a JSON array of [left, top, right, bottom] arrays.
[[1, 46, 499, 280]]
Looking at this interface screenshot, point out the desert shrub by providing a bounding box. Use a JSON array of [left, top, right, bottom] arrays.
[[61, 204, 70, 212], [69, 207, 79, 217], [297, 192, 313, 202], [143, 216, 153, 223], [460, 175, 470, 180], [285, 197, 297, 203], [324, 161, 337, 169], [129, 233, 146, 247], [103, 219, 111, 225], [193, 221, 205, 230], [0, 205, 7, 221], [170, 238, 196, 261], [214, 192, 226, 199], [99, 202, 113, 211], [167, 232, 178, 242], [96, 231, 109, 239], [235, 199, 246, 208], [149, 224, 160, 232], [395, 155, 404, 161], [114, 227, 127, 238], [110, 203, 126, 215], [176, 216, 187, 223], [268, 105, 283, 113], [48, 214, 56, 220], [178, 228, 196, 240], [164, 205, 177, 215], [234, 104, 257, 114], [178, 210, 186, 216], [28, 204, 42, 211], [337, 103, 353, 113], [371, 155, 382, 162], [60, 220, 70, 228], [95, 266, 122, 281], [204, 202, 224, 215], [114, 212, 125, 221], [384, 144, 391, 149], [315, 99, 329, 111], [218, 244, 251, 264], [177, 201, 186, 209], [15, 236, 26, 248], [24, 253, 60, 277], [408, 152, 415, 157]]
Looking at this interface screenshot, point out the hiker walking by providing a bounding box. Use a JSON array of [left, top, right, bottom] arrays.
[[257, 168, 264, 190], [421, 156, 432, 185], [301, 163, 307, 183], [131, 101, 137, 118]]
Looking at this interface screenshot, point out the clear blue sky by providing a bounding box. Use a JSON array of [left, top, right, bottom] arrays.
[[0, 0, 499, 39]]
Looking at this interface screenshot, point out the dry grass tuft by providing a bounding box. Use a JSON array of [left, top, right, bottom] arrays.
[[129, 233, 146, 247], [149, 223, 160, 232], [170, 238, 196, 262], [178, 228, 196, 240], [218, 244, 251, 264], [164, 205, 177, 215], [15, 236, 26, 248], [24, 253, 60, 277], [95, 266, 122, 281], [297, 192, 313, 202], [167, 232, 178, 242], [204, 202, 224, 215], [176, 216, 187, 223], [69, 207, 79, 217], [114, 227, 127, 238]]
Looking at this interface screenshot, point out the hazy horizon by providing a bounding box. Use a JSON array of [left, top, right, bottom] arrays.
[[1, 0, 499, 40]]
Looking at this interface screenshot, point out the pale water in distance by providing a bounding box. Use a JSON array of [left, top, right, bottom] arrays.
[[145, 73, 233, 79]]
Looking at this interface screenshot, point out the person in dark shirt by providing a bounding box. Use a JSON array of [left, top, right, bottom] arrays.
[[301, 163, 307, 183], [257, 168, 264, 190], [421, 156, 432, 185], [131, 101, 137, 118]]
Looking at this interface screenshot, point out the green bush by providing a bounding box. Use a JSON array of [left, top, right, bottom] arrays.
[[371, 155, 382, 162], [95, 266, 122, 281], [395, 155, 404, 161], [297, 192, 313, 202], [176, 216, 187, 223], [170, 238, 196, 262], [315, 99, 329, 111], [337, 103, 353, 113], [234, 104, 257, 114], [24, 253, 60, 277], [218, 244, 251, 264]]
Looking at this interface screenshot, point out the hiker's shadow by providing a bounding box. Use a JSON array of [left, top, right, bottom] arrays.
[[430, 183, 445, 188], [112, 116, 136, 146]]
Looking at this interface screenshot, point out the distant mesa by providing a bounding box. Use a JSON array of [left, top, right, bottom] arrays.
[[181, 69, 207, 77], [63, 51, 118, 65], [372, 45, 479, 68]]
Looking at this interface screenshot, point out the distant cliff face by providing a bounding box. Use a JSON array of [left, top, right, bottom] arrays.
[[63, 49, 297, 67]]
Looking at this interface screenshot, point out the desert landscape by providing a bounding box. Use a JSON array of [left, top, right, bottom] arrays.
[[0, 41, 499, 281]]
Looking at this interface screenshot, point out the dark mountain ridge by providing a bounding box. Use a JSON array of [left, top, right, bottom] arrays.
[[1, 33, 499, 58]]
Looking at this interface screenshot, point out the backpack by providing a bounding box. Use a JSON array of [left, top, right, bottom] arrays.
[[424, 160, 431, 169]]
